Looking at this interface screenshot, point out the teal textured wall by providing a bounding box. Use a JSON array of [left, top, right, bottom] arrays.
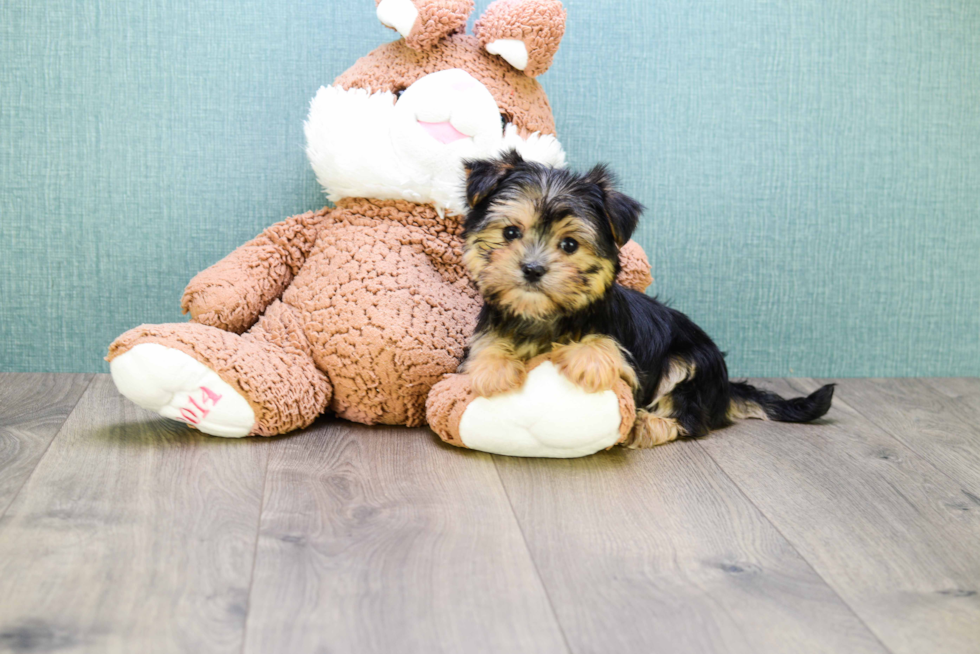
[[2, 0, 978, 376]]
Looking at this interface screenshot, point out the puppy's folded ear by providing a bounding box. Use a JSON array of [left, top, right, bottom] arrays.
[[585, 164, 644, 247], [464, 150, 525, 207]]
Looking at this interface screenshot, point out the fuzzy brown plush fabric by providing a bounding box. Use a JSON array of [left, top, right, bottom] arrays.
[[474, 0, 567, 77], [335, 33, 557, 136], [376, 0, 475, 51], [111, 193, 650, 431], [107, 0, 653, 441], [108, 302, 331, 436]]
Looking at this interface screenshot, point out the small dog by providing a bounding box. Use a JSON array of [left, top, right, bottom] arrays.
[[458, 150, 834, 447]]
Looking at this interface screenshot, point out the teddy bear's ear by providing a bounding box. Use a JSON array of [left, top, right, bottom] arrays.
[[376, 0, 475, 51], [474, 0, 566, 78]]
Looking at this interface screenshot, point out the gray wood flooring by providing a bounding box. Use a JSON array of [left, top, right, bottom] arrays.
[[0, 374, 977, 654]]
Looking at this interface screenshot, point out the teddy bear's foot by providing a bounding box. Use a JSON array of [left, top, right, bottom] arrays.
[[426, 356, 637, 458], [110, 343, 256, 437], [108, 301, 332, 436]]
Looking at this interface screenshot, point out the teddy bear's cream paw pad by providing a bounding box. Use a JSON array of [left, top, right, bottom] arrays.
[[110, 343, 255, 438], [458, 362, 622, 458]]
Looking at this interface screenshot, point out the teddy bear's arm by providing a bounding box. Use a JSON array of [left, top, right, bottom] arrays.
[[616, 240, 654, 293], [181, 207, 333, 333]]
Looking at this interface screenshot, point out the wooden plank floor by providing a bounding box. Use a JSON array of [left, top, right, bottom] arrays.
[[0, 375, 978, 654]]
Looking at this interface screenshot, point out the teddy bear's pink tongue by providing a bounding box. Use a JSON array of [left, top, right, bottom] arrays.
[[418, 120, 469, 144]]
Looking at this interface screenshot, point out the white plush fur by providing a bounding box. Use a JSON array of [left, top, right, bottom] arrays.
[[457, 363, 623, 458], [305, 68, 566, 216]]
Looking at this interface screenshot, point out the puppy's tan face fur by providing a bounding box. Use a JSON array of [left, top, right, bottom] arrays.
[[463, 192, 617, 321]]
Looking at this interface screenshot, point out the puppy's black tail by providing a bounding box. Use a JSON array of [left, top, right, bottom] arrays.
[[728, 381, 834, 423]]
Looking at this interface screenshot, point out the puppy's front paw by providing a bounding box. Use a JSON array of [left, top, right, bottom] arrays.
[[628, 410, 683, 448], [552, 335, 636, 394], [468, 355, 527, 397]]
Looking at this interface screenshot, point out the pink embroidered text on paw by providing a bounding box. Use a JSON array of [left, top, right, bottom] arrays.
[[178, 386, 222, 425]]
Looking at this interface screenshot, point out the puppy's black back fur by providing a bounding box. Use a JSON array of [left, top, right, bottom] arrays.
[[596, 285, 833, 435], [474, 282, 834, 438]]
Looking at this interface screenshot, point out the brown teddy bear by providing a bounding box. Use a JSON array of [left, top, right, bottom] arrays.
[[107, 0, 653, 456]]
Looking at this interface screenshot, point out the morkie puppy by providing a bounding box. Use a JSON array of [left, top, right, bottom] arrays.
[[458, 150, 834, 447]]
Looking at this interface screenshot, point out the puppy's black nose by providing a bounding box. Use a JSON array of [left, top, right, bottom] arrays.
[[521, 262, 547, 282]]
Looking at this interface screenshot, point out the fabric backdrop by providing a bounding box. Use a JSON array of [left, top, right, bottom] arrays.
[[2, 0, 978, 376]]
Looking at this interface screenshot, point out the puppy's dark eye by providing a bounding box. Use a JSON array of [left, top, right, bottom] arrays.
[[393, 88, 406, 100], [500, 112, 511, 133], [503, 226, 522, 241], [560, 237, 579, 254]]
